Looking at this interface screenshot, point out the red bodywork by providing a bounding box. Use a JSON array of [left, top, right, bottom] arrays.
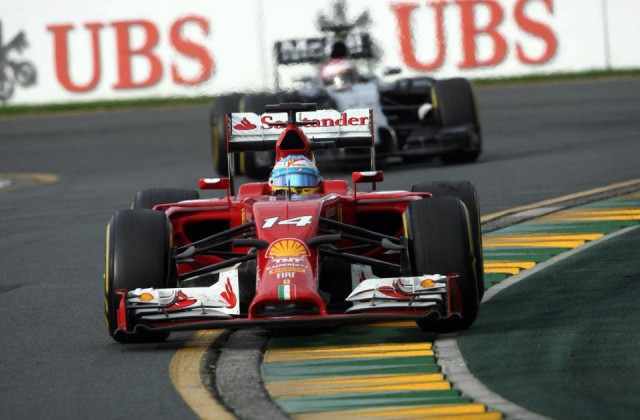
[[116, 114, 463, 334]]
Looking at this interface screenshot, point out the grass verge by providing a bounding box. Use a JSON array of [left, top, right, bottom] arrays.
[[472, 67, 640, 86]]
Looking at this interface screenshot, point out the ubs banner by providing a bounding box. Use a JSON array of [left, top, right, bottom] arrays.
[[1, 0, 638, 105]]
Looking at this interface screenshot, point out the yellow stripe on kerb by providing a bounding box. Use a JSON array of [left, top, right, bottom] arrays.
[[295, 403, 491, 420], [544, 209, 640, 222], [269, 378, 451, 397], [169, 330, 235, 420], [265, 342, 433, 363], [484, 233, 603, 249], [484, 261, 536, 275], [289, 372, 444, 386], [480, 178, 640, 223]]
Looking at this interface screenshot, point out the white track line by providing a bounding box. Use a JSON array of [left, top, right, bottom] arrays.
[[436, 223, 640, 419]]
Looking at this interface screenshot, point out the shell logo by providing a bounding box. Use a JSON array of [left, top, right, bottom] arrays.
[[420, 279, 435, 288], [139, 292, 155, 302], [266, 239, 309, 258]]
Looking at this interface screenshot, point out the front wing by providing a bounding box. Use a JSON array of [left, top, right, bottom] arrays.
[[114, 274, 464, 335]]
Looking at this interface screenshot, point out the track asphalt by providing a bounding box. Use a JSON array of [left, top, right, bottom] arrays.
[[0, 78, 639, 419]]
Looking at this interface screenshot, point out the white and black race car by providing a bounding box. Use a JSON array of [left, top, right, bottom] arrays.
[[210, 25, 482, 178]]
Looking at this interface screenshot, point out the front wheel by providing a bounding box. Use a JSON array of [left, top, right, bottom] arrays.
[[104, 210, 174, 343], [405, 197, 480, 332], [412, 181, 484, 299], [433, 78, 482, 164]]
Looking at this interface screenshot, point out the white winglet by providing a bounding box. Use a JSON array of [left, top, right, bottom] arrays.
[[346, 275, 448, 302], [127, 266, 241, 318]]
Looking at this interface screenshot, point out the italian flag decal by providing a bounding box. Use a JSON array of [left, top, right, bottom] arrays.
[[277, 284, 292, 301]]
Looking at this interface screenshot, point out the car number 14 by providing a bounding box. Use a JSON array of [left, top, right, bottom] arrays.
[[262, 216, 312, 228]]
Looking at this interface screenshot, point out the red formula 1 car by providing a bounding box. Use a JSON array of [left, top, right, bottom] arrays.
[[103, 103, 483, 343]]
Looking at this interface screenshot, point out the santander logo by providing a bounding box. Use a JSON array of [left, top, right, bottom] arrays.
[[234, 117, 257, 130], [261, 112, 369, 129]]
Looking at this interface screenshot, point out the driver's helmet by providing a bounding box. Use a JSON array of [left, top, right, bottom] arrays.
[[269, 155, 322, 196], [320, 59, 359, 89]]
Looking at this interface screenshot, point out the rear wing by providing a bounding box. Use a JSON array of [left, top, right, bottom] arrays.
[[225, 108, 373, 152], [274, 33, 374, 65], [223, 105, 376, 194]]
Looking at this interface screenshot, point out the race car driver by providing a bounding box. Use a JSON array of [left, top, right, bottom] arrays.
[[268, 154, 322, 198], [320, 58, 360, 90]]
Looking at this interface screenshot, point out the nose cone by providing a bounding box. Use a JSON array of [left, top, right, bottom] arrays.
[[249, 237, 326, 318]]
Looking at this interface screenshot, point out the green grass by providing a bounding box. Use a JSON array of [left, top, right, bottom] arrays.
[[0, 95, 216, 117], [2, 68, 639, 117], [472, 67, 640, 86]]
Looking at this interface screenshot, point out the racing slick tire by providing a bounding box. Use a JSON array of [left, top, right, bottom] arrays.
[[104, 209, 174, 343], [412, 181, 484, 299], [405, 197, 480, 331], [132, 188, 199, 210], [433, 78, 482, 164], [210, 93, 242, 176]]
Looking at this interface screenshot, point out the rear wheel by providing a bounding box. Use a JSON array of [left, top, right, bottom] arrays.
[[405, 197, 480, 331], [433, 78, 482, 164], [412, 181, 484, 299], [132, 188, 199, 210], [104, 210, 174, 343]]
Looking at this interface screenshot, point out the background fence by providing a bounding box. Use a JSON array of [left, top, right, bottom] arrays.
[[1, 0, 638, 105]]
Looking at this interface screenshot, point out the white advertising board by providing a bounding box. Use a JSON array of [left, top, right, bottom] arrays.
[[0, 0, 638, 105]]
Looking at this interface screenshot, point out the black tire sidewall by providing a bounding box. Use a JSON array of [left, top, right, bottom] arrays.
[[406, 197, 479, 330], [433, 78, 482, 162], [105, 209, 172, 342], [412, 181, 484, 299], [434, 78, 475, 128]]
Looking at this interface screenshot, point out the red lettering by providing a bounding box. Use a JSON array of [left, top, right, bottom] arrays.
[[112, 20, 162, 89], [47, 23, 103, 93], [261, 115, 274, 128], [391, 1, 447, 72], [457, 0, 508, 69], [348, 117, 359, 125], [514, 0, 557, 65], [359, 117, 369, 125], [321, 118, 335, 127], [261, 115, 287, 128], [302, 118, 321, 127], [170, 15, 214, 85]]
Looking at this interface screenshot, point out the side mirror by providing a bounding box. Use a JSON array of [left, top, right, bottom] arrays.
[[352, 171, 384, 184], [198, 177, 230, 190], [383, 67, 402, 76]]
